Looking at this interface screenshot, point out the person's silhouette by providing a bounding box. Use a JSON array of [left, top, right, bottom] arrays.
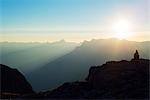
[[134, 50, 139, 60]]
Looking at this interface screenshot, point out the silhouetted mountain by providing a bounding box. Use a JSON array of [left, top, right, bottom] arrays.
[[0, 41, 78, 73], [28, 38, 150, 91], [29, 58, 149, 99], [0, 64, 34, 99]]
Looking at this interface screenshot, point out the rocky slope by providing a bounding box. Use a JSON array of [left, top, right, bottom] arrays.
[[0, 64, 34, 99], [28, 58, 149, 99]]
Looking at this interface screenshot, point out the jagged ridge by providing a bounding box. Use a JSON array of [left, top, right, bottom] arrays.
[[30, 58, 149, 99]]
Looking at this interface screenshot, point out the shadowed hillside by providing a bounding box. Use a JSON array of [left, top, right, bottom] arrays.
[[0, 64, 34, 99], [1, 51, 149, 99], [28, 38, 150, 91], [25, 54, 149, 99]]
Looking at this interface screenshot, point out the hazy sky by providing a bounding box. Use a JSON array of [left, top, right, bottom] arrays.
[[1, 0, 150, 42]]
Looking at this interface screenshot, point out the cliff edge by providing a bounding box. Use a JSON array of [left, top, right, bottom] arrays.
[[40, 58, 149, 99]]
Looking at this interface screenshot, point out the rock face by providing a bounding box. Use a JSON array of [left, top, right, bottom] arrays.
[[0, 64, 34, 98], [2, 58, 148, 99], [39, 59, 149, 99], [86, 59, 149, 98]]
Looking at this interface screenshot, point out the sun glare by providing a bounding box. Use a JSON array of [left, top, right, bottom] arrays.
[[112, 19, 132, 39]]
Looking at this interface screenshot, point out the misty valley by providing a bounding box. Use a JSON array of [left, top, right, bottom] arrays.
[[0, 39, 149, 93], [1, 0, 149, 99]]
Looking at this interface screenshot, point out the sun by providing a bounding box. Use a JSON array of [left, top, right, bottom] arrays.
[[112, 19, 132, 39]]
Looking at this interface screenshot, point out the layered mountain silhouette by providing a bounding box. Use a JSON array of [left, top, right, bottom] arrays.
[[0, 41, 78, 73], [28, 38, 150, 91], [22, 52, 149, 99], [0, 64, 34, 99], [1, 50, 149, 99]]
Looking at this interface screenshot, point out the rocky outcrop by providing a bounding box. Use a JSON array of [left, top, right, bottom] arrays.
[[0, 64, 34, 98], [36, 59, 149, 99], [86, 59, 149, 98], [3, 58, 149, 99]]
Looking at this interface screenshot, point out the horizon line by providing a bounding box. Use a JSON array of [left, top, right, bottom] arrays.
[[0, 38, 150, 43]]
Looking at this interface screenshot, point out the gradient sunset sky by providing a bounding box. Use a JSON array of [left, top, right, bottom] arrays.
[[1, 0, 150, 42]]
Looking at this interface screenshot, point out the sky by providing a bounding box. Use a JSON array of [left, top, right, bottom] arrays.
[[1, 0, 150, 42]]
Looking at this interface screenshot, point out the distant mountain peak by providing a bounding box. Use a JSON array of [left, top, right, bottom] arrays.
[[59, 39, 66, 43]]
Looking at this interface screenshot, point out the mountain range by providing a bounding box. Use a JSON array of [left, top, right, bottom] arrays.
[[0, 38, 149, 99], [0, 40, 78, 73], [26, 38, 150, 91]]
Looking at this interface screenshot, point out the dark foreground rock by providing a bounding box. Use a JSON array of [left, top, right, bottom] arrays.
[[1, 58, 149, 99], [0, 64, 34, 99], [28, 59, 149, 99]]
